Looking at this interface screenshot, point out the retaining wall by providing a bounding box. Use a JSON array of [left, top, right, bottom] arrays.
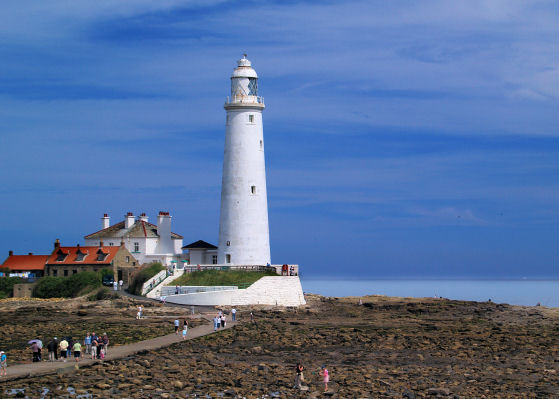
[[163, 276, 306, 307]]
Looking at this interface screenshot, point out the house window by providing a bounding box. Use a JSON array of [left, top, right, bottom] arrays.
[[73, 269, 77, 275], [248, 114, 254, 123], [64, 270, 68, 276], [109, 242, 114, 246], [52, 269, 57, 277], [212, 255, 218, 264], [226, 254, 231, 264], [226, 241, 231, 246], [251, 185, 256, 194], [134, 242, 140, 252], [126, 256, 130, 263]]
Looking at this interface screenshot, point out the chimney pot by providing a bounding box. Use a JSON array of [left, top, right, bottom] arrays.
[[28, 252, 33, 256], [100, 240, 104, 247], [103, 213, 108, 217], [54, 239, 60, 249], [9, 250, 13, 256]]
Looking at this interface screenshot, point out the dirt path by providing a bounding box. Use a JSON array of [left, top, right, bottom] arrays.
[[1, 315, 236, 382]]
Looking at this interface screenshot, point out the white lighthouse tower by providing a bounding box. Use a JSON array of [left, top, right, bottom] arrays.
[[217, 55, 271, 265], [217, 54, 270, 265]]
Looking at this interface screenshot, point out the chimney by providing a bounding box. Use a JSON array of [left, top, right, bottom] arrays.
[[99, 240, 104, 247], [120, 239, 125, 246], [28, 252, 33, 256], [9, 250, 13, 256], [140, 212, 148, 222], [54, 239, 60, 249], [102, 213, 110, 229], [125, 212, 135, 229], [157, 211, 173, 254]]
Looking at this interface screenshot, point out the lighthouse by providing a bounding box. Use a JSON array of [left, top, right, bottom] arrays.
[[217, 55, 271, 265]]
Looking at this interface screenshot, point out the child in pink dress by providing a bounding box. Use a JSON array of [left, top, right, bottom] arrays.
[[319, 365, 329, 392]]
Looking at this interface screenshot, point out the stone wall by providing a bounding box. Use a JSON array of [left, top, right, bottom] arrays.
[[13, 282, 38, 298]]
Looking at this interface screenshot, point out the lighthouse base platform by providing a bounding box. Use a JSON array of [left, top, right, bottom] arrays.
[[161, 276, 306, 307]]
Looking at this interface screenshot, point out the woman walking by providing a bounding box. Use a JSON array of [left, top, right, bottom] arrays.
[[319, 365, 329, 392]]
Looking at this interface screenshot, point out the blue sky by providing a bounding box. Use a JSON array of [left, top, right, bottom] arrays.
[[1, 0, 558, 278]]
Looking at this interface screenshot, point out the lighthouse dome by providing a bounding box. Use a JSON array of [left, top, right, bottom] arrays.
[[232, 54, 258, 79]]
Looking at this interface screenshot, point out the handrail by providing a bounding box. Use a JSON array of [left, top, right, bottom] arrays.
[[141, 270, 168, 296]]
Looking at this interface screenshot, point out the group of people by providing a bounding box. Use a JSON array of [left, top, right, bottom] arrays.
[[174, 318, 189, 339], [213, 311, 227, 331], [28, 332, 110, 364], [294, 362, 330, 392]]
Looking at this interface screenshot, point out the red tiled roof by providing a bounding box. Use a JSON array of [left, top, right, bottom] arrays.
[[2, 255, 49, 271], [46, 246, 120, 265]]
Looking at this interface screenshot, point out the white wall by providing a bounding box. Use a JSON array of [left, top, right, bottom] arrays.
[[164, 276, 306, 307]]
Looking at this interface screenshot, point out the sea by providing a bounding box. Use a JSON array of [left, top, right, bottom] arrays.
[[300, 278, 559, 307]]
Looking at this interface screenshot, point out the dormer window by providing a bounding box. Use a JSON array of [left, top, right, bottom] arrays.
[[96, 249, 107, 262], [56, 249, 67, 262], [75, 250, 87, 262]]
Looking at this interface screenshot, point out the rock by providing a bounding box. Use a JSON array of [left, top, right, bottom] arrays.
[[403, 389, 416, 399], [428, 387, 450, 396], [95, 383, 111, 389], [174, 380, 184, 389]]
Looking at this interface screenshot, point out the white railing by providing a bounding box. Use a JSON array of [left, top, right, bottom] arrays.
[[161, 285, 238, 296], [141, 269, 167, 296], [225, 95, 264, 105]]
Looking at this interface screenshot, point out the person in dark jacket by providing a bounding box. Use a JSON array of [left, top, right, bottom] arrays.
[[46, 338, 58, 362]]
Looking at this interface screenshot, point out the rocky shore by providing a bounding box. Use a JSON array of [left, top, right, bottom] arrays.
[[1, 294, 558, 398], [0, 296, 200, 364]]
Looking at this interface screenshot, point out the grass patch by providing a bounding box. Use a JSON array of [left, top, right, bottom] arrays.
[[168, 269, 277, 288]]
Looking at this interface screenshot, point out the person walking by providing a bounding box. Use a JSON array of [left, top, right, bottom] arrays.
[[231, 307, 237, 322], [319, 365, 329, 392], [102, 333, 109, 354], [213, 316, 219, 331], [182, 321, 188, 340], [84, 333, 91, 354], [30, 342, 39, 362], [91, 338, 98, 360], [73, 341, 82, 362], [46, 338, 58, 362], [113, 281, 118, 291], [250, 312, 254, 323], [174, 319, 180, 334], [294, 362, 304, 389], [220, 314, 226, 328], [119, 279, 123, 290], [0, 351, 7, 376], [59, 338, 68, 362]]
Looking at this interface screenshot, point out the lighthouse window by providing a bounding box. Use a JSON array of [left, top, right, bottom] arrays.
[[248, 78, 257, 95], [259, 140, 263, 149], [248, 114, 254, 123], [226, 254, 231, 264], [251, 185, 256, 194]]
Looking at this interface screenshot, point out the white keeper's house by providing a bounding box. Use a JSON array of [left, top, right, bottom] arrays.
[[84, 211, 183, 266]]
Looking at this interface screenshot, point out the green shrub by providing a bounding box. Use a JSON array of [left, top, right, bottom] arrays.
[[33, 271, 103, 298], [0, 276, 25, 298], [128, 263, 165, 296], [88, 287, 118, 301]]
